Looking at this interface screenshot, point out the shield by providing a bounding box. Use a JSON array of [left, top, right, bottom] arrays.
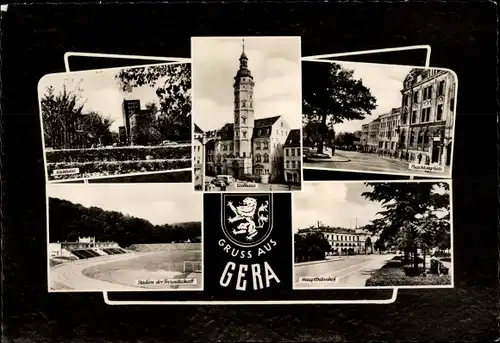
[[221, 194, 273, 248]]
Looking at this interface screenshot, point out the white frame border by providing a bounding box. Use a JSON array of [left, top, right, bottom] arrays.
[[291, 179, 455, 291], [46, 182, 205, 293], [39, 60, 193, 184], [301, 60, 458, 180]]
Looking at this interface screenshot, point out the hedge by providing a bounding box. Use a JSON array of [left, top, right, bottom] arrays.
[[46, 145, 191, 163], [47, 159, 191, 180]]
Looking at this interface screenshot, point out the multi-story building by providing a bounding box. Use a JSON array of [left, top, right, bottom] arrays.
[[378, 107, 401, 152], [193, 123, 204, 183], [360, 124, 369, 152], [283, 129, 301, 184], [367, 117, 380, 153], [297, 224, 379, 255], [399, 69, 456, 166], [201, 42, 294, 183], [122, 99, 141, 141]]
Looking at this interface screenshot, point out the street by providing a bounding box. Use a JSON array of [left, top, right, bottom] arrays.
[[305, 149, 450, 176], [294, 254, 397, 288], [204, 176, 301, 192]]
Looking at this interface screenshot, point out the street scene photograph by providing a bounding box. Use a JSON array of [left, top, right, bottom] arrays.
[[47, 183, 202, 291], [302, 61, 457, 177], [293, 181, 452, 289], [191, 36, 303, 192], [38, 62, 192, 183]]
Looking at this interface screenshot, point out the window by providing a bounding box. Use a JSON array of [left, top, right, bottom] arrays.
[[223, 144, 227, 151], [243, 152, 246, 158], [223, 154, 227, 162], [242, 101, 246, 108], [264, 154, 269, 163], [402, 111, 408, 125], [256, 154, 261, 162], [292, 160, 296, 168], [423, 131, 429, 147], [230, 143, 233, 150], [263, 141, 269, 149], [296, 148, 300, 156], [265, 169, 269, 174], [413, 90, 419, 103], [276, 130, 279, 135], [417, 131, 423, 146], [436, 105, 443, 121], [412, 110, 418, 124], [236, 131, 239, 137], [258, 129, 261, 135], [409, 131, 415, 147], [217, 154, 221, 162], [256, 142, 261, 150], [438, 80, 445, 96], [286, 149, 289, 156], [450, 98, 455, 112], [291, 149, 295, 156], [242, 116, 247, 124], [286, 161, 290, 168], [242, 131, 247, 138]]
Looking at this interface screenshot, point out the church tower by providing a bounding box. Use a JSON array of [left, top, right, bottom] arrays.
[[233, 39, 255, 175]]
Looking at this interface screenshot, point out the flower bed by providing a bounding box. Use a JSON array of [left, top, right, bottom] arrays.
[[365, 259, 451, 286], [47, 159, 191, 180], [46, 145, 191, 163]]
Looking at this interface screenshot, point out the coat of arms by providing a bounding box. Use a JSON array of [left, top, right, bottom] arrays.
[[222, 194, 273, 248]]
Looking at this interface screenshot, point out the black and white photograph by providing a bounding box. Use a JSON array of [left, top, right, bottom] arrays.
[[293, 180, 453, 289], [191, 37, 303, 192], [47, 183, 202, 292], [38, 62, 192, 183], [302, 61, 457, 178]]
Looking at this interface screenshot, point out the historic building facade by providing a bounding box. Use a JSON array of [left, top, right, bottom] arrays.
[[360, 123, 369, 152], [202, 42, 294, 182], [297, 225, 379, 255], [367, 117, 380, 153], [193, 123, 204, 185], [399, 69, 456, 166], [378, 107, 401, 152], [283, 129, 301, 184]]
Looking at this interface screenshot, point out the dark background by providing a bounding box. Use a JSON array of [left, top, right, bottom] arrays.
[[2, 2, 498, 342]]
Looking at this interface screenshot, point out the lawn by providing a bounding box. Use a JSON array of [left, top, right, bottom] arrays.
[[365, 257, 451, 286]]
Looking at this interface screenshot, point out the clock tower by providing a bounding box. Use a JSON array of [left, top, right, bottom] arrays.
[[233, 39, 255, 176]]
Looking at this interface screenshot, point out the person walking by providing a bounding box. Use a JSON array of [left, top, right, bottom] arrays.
[[417, 153, 422, 164]]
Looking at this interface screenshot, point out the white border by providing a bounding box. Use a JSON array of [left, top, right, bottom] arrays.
[[301, 60, 458, 180], [103, 287, 398, 305], [291, 179, 454, 291], [38, 61, 193, 184], [302, 44, 431, 68], [46, 183, 204, 293], [64, 52, 190, 73], [190, 36, 304, 194]]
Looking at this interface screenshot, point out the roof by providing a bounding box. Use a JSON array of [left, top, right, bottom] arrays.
[[194, 123, 204, 134], [298, 226, 362, 235], [284, 129, 301, 147], [255, 116, 281, 127]]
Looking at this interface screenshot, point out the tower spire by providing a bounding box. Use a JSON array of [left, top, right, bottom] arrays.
[[242, 38, 245, 53]]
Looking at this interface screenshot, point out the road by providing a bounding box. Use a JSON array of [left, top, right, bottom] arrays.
[[305, 150, 450, 176], [49, 250, 202, 291], [294, 254, 397, 288], [204, 176, 301, 192]]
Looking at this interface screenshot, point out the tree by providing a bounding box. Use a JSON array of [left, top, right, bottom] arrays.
[[130, 102, 163, 145], [361, 182, 450, 272], [41, 85, 85, 149], [116, 63, 192, 142], [302, 62, 377, 154], [79, 111, 115, 146], [294, 232, 331, 262]]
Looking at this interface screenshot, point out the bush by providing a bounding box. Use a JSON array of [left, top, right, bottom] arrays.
[[366, 263, 451, 286], [47, 159, 191, 180], [46, 145, 191, 163]]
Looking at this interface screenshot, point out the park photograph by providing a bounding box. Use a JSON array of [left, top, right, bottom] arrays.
[[302, 60, 457, 178], [293, 180, 453, 289], [38, 62, 192, 183], [47, 183, 203, 292]]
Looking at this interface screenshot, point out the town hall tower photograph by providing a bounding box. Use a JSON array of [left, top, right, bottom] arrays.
[[191, 37, 303, 192]]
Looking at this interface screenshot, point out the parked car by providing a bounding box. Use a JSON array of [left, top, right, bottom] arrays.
[[216, 175, 234, 185]]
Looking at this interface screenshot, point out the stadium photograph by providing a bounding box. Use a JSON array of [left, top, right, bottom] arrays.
[[47, 183, 203, 292]]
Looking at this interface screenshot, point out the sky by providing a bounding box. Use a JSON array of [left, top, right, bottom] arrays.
[[192, 37, 302, 132], [323, 61, 418, 134], [38, 63, 179, 132], [47, 183, 202, 225], [293, 182, 385, 233]]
